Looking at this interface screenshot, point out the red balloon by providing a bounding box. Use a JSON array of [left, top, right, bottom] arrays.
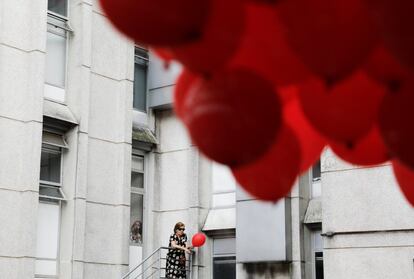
[[298, 71, 386, 143], [379, 82, 414, 169], [330, 126, 390, 166], [364, 46, 413, 88], [365, 0, 414, 71], [232, 126, 301, 201], [230, 4, 310, 86], [277, 85, 299, 105], [151, 47, 175, 63], [284, 97, 326, 173], [192, 233, 206, 247], [174, 70, 200, 119], [277, 0, 378, 81], [392, 160, 414, 206], [245, 0, 277, 3], [169, 0, 245, 74], [99, 0, 211, 46], [182, 69, 282, 167]]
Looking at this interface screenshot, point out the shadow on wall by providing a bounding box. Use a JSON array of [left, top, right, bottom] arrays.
[[243, 262, 290, 279]]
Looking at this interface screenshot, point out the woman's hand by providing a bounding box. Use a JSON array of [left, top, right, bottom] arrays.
[[184, 248, 193, 254]]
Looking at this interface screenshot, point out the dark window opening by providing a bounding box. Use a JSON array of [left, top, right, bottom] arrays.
[[133, 47, 149, 112], [315, 251, 324, 279], [312, 160, 321, 182], [213, 256, 236, 279]]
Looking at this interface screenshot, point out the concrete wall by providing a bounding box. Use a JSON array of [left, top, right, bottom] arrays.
[[76, 1, 132, 277], [150, 109, 212, 279], [236, 176, 312, 279], [1, 0, 134, 277], [0, 0, 46, 278], [322, 148, 414, 279]]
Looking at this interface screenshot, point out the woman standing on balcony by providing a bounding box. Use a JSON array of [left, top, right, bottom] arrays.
[[166, 222, 193, 278]]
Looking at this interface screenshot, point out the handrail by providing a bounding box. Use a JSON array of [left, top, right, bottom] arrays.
[[134, 258, 161, 279], [122, 246, 193, 279], [122, 247, 162, 279]]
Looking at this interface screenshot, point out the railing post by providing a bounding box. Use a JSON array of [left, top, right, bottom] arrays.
[[158, 248, 162, 279], [189, 251, 192, 279]]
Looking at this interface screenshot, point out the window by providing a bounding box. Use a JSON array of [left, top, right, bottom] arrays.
[[48, 0, 68, 17], [36, 131, 67, 278], [213, 238, 236, 279], [130, 154, 145, 246], [312, 230, 324, 279], [45, 0, 71, 102], [39, 132, 67, 202], [35, 201, 61, 278], [312, 160, 321, 182], [311, 160, 322, 198], [133, 47, 149, 112], [39, 131, 68, 200]]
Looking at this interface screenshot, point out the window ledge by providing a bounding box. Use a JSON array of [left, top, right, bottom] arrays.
[[43, 99, 78, 133], [202, 207, 236, 232], [304, 198, 322, 225]]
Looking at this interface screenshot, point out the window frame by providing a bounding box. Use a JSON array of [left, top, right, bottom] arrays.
[[133, 46, 149, 113], [40, 144, 63, 186], [48, 0, 69, 18], [36, 142, 64, 279], [311, 230, 324, 279], [312, 160, 321, 182], [45, 4, 72, 103], [39, 142, 66, 201], [130, 150, 147, 247], [311, 160, 322, 198], [35, 199, 62, 279], [211, 236, 236, 279]]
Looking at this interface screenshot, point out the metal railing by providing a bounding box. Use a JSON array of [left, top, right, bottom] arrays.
[[122, 247, 192, 279]]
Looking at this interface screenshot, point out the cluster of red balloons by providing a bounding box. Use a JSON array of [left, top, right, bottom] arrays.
[[100, 0, 414, 206]]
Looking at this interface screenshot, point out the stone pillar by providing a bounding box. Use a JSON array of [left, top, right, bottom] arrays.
[[0, 0, 47, 278]]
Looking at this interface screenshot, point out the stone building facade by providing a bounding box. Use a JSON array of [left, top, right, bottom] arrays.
[[0, 1, 413, 279]]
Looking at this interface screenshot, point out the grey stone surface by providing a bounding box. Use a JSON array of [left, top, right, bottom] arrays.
[[324, 246, 414, 279], [0, 190, 38, 257], [0, 257, 35, 279], [156, 109, 191, 152], [91, 12, 133, 81], [156, 150, 193, 211], [0, 0, 47, 51], [0, 47, 44, 122], [0, 119, 42, 192], [86, 138, 131, 206], [323, 165, 414, 232], [83, 262, 128, 279], [148, 53, 182, 90], [89, 75, 132, 143], [84, 202, 129, 264]]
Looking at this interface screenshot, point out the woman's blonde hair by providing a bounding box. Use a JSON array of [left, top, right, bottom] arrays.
[[173, 222, 185, 233]]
